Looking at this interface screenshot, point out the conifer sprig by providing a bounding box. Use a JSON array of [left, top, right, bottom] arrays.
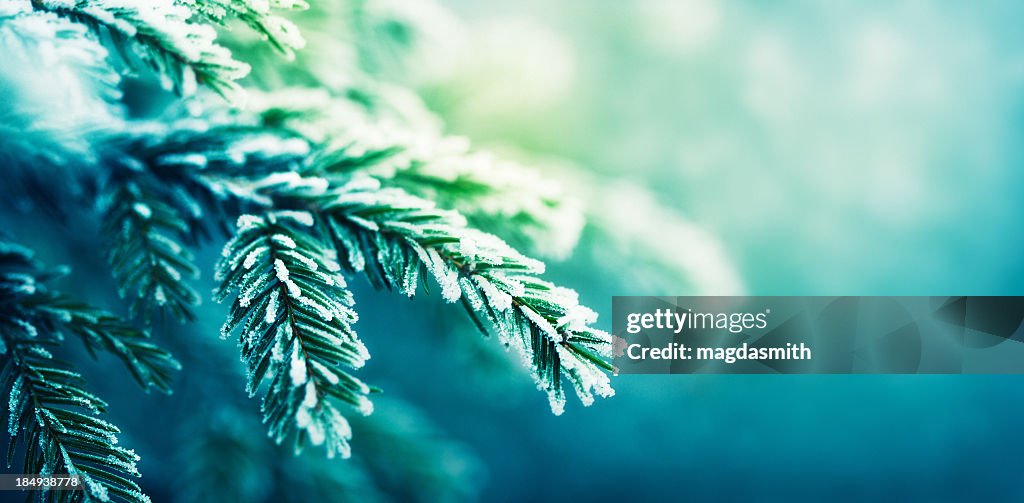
[[245, 88, 586, 258], [1, 240, 178, 503], [102, 170, 201, 324], [111, 120, 616, 417], [312, 178, 614, 415], [31, 0, 249, 96], [215, 211, 374, 459]]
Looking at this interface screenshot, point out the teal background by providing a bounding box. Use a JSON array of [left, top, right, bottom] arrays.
[[416, 1, 1024, 500]]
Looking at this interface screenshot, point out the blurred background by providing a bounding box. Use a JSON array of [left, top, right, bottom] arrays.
[[368, 0, 1024, 500], [6, 0, 1024, 501]]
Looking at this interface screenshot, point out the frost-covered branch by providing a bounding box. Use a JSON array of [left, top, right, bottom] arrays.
[[1, 240, 177, 503], [310, 178, 613, 415], [30, 0, 250, 96], [102, 165, 201, 323], [184, 0, 308, 58], [98, 118, 613, 415], [243, 88, 586, 258], [1, 241, 180, 393], [215, 211, 374, 458], [1, 338, 151, 503]]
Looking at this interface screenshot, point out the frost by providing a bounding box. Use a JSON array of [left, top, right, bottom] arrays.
[[295, 407, 311, 428], [475, 275, 512, 312], [549, 395, 566, 416], [158, 152, 207, 168], [275, 210, 315, 227], [251, 172, 327, 195], [557, 303, 598, 332], [132, 203, 152, 219], [458, 236, 478, 258], [302, 381, 317, 408], [459, 277, 484, 311], [325, 406, 353, 457], [162, 263, 182, 282], [520, 305, 560, 342], [273, 259, 289, 283], [81, 473, 109, 502], [259, 261, 297, 312], [271, 234, 296, 249], [309, 360, 339, 385], [236, 214, 265, 231], [356, 395, 374, 416], [306, 418, 325, 445], [281, 250, 318, 272], [265, 289, 279, 324], [440, 269, 461, 303], [270, 326, 288, 362], [104, 453, 140, 477], [400, 259, 419, 297], [29, 346, 53, 359], [297, 296, 333, 322], [228, 135, 309, 163], [8, 376, 23, 436], [15, 319, 37, 338], [289, 341, 306, 385], [243, 246, 267, 269], [154, 285, 167, 306], [285, 279, 301, 298]]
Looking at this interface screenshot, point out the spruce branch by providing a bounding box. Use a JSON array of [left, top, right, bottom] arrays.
[[306, 177, 614, 415], [1, 241, 176, 503], [313, 136, 585, 260], [31, 0, 250, 96], [244, 88, 586, 258], [105, 119, 613, 415], [0, 241, 180, 394], [215, 211, 374, 459], [102, 166, 201, 324], [183, 0, 309, 58], [0, 338, 151, 503]]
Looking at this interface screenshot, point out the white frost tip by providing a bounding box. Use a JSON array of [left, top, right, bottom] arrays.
[[132, 203, 152, 219], [274, 259, 289, 282], [237, 214, 264, 229], [357, 396, 374, 416], [276, 210, 315, 227], [302, 381, 317, 408], [550, 397, 566, 416], [295, 407, 311, 428], [289, 342, 307, 385], [265, 289, 279, 324], [271, 234, 296, 249], [243, 246, 266, 269]]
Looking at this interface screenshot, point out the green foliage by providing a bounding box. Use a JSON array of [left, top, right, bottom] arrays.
[[29, 0, 309, 97], [248, 88, 586, 258], [312, 178, 614, 415], [0, 240, 178, 503], [215, 211, 374, 459], [1, 0, 627, 497], [186, 0, 308, 58], [31, 0, 246, 96], [102, 170, 200, 323]]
